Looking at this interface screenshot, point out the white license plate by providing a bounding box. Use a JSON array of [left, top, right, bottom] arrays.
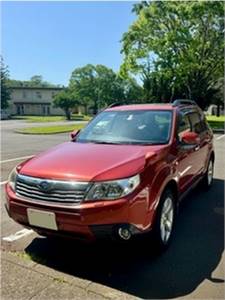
[[27, 208, 58, 231]]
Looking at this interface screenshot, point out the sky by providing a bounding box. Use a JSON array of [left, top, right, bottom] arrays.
[[2, 1, 136, 86]]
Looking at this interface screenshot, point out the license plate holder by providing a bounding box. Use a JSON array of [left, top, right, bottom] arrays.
[[27, 208, 58, 231]]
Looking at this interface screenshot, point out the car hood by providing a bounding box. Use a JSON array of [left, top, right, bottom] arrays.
[[20, 142, 159, 182]]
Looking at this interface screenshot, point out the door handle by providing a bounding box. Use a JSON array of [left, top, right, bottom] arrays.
[[194, 145, 200, 151]]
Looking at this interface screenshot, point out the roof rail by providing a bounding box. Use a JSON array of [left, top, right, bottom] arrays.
[[171, 99, 196, 106], [107, 102, 124, 108]]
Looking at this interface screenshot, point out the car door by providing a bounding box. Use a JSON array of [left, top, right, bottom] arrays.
[[188, 111, 210, 175], [176, 112, 197, 193]]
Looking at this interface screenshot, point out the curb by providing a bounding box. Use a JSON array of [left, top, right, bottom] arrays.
[[212, 129, 224, 134], [14, 130, 74, 135], [2, 229, 35, 251]]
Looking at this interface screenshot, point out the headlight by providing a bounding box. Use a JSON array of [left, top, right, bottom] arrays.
[[8, 168, 18, 191], [86, 174, 140, 200]]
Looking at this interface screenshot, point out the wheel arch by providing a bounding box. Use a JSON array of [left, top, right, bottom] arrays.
[[152, 178, 179, 225], [162, 179, 179, 205]]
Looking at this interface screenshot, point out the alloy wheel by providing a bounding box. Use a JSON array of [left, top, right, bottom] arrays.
[[207, 160, 214, 186], [160, 197, 174, 244]]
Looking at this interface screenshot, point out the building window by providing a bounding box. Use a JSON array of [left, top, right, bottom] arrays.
[[16, 105, 24, 115], [22, 91, 27, 98], [41, 105, 50, 115], [36, 91, 42, 99], [42, 105, 46, 115]]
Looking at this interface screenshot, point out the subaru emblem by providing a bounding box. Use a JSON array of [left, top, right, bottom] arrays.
[[39, 181, 51, 192]]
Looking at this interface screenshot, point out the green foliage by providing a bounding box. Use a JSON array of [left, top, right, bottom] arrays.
[[53, 89, 79, 120], [69, 64, 143, 113], [121, 1, 224, 108], [8, 75, 61, 88], [118, 76, 144, 103], [1, 57, 11, 109], [30, 75, 43, 84]]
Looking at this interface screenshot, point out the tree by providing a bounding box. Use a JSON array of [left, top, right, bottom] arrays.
[[69, 64, 119, 113], [114, 76, 144, 103], [30, 75, 43, 85], [120, 1, 224, 108], [69, 64, 98, 114], [211, 77, 224, 116], [69, 64, 143, 113], [53, 89, 78, 120], [8, 76, 60, 88], [0, 57, 11, 109]]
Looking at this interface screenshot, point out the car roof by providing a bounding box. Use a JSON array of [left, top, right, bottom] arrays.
[[105, 103, 199, 112], [105, 104, 174, 111]]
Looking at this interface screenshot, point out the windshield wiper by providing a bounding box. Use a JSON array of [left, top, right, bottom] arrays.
[[78, 139, 165, 145], [91, 141, 155, 145], [86, 140, 120, 145]]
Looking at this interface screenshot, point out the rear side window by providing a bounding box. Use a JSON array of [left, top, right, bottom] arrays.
[[188, 112, 203, 134], [200, 114, 209, 131], [177, 113, 191, 138]]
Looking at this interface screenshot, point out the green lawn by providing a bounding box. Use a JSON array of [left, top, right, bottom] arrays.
[[206, 115, 224, 130], [12, 114, 91, 122], [16, 123, 85, 134], [15, 115, 224, 134], [206, 115, 225, 122]]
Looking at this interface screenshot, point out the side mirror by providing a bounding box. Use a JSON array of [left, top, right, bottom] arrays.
[[180, 131, 200, 145], [70, 129, 80, 141]]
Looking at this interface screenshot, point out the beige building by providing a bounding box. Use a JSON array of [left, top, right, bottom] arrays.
[[9, 86, 64, 116]]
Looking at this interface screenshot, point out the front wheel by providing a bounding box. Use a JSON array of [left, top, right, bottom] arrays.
[[152, 189, 176, 252]]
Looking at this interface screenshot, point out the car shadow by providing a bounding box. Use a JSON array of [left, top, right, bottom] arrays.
[[25, 178, 224, 299]]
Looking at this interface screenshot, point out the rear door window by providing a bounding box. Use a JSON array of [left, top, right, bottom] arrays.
[[177, 113, 191, 139], [200, 113, 209, 132], [188, 112, 203, 134]]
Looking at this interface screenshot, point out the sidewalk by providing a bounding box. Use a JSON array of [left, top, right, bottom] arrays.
[[1, 250, 139, 300]]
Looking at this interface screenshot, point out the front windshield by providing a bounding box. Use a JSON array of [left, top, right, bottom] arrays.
[[77, 110, 173, 145]]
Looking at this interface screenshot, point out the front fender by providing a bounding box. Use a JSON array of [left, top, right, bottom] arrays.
[[143, 162, 178, 229]]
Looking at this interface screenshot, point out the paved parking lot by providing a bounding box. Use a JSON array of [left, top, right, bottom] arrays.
[[1, 119, 224, 299], [1, 120, 73, 237]]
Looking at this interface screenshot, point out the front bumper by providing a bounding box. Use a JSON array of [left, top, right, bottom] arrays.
[[5, 183, 151, 241]]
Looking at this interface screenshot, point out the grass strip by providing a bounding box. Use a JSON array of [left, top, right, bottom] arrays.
[[206, 115, 224, 130], [15, 123, 85, 134], [12, 114, 91, 123]]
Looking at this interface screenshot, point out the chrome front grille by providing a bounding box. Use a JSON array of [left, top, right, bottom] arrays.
[[16, 174, 90, 204]]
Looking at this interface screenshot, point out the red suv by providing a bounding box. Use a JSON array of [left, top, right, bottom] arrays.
[[5, 100, 214, 251]]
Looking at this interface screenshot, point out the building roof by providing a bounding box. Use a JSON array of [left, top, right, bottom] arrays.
[[10, 86, 64, 91]]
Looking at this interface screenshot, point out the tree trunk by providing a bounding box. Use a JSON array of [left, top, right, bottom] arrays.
[[187, 83, 192, 100], [216, 104, 220, 117], [85, 105, 88, 115], [65, 108, 71, 120], [93, 99, 98, 115]]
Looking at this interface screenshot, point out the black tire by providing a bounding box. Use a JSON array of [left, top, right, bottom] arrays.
[[152, 189, 176, 252], [202, 158, 214, 190]]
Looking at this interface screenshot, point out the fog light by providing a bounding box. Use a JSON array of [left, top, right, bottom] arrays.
[[118, 227, 131, 240]]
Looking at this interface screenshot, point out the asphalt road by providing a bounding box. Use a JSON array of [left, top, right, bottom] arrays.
[[1, 119, 224, 299]]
